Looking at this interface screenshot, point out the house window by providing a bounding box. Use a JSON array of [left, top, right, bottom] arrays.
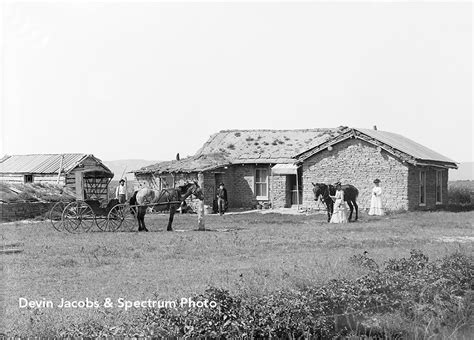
[[419, 171, 426, 205], [255, 168, 268, 199], [24, 174, 33, 183], [435, 170, 443, 204]]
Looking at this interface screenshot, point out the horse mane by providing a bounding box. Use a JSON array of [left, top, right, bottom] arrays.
[[177, 182, 193, 194]]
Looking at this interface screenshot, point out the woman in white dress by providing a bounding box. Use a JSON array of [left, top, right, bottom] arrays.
[[330, 182, 348, 223], [369, 179, 384, 216]]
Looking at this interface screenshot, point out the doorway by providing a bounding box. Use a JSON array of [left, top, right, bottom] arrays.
[[287, 173, 303, 207], [214, 173, 223, 197]]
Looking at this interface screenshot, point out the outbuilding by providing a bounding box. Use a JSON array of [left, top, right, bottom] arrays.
[[0, 154, 113, 201]]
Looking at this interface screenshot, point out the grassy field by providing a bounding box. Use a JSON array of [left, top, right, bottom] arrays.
[[1, 210, 473, 336]]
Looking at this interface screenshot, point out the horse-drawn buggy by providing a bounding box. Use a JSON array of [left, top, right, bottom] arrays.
[[49, 171, 203, 233], [48, 169, 137, 233], [49, 198, 136, 233]]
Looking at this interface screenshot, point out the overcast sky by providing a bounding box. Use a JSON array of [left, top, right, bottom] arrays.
[[0, 1, 472, 162]]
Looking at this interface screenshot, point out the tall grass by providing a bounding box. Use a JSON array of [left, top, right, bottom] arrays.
[[1, 210, 473, 336]]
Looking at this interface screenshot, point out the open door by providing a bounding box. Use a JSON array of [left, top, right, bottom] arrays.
[[271, 164, 302, 208]]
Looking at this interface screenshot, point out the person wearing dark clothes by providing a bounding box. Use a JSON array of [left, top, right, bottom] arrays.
[[216, 183, 228, 215]]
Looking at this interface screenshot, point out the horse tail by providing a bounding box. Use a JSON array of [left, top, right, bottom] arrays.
[[129, 190, 139, 215], [129, 191, 138, 205]]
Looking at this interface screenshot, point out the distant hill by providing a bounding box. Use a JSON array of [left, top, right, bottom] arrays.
[[103, 159, 159, 180], [449, 162, 473, 181]]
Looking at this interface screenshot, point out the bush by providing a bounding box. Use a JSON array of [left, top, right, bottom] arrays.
[[448, 181, 473, 204], [54, 250, 473, 338]]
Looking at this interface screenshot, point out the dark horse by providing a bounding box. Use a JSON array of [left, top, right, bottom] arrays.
[[129, 181, 204, 232], [312, 182, 359, 222]]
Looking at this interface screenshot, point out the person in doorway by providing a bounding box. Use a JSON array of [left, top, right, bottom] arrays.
[[216, 182, 228, 215], [329, 182, 348, 223], [369, 179, 384, 216], [115, 179, 127, 204]]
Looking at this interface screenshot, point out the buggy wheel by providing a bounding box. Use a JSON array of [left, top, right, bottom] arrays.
[[107, 204, 136, 232], [120, 205, 136, 232], [95, 218, 108, 231], [49, 201, 69, 232], [62, 201, 95, 233]]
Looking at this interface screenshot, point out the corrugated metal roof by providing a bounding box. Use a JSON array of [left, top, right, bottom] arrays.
[[0, 154, 113, 174], [357, 129, 456, 164]]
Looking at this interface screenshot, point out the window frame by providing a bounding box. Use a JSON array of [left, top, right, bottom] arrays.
[[255, 167, 269, 200], [24, 174, 33, 183], [435, 170, 443, 204], [419, 170, 426, 206]]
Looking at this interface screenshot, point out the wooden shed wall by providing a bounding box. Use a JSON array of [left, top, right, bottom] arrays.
[[0, 173, 66, 184], [64, 157, 111, 191]]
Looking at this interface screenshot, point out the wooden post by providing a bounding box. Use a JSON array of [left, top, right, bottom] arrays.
[[197, 172, 205, 231], [75, 172, 84, 200], [56, 154, 64, 185], [296, 167, 300, 210], [125, 177, 128, 201], [106, 178, 110, 202]]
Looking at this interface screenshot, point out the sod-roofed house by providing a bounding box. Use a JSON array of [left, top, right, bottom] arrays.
[[0, 154, 113, 201], [133, 129, 339, 209], [134, 127, 457, 211]]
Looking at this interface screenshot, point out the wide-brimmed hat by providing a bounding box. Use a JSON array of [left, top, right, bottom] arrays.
[[334, 181, 342, 186], [219, 182, 225, 186], [119, 179, 125, 184], [373, 178, 381, 184]]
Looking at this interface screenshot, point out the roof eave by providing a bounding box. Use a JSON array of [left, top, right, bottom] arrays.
[[63, 154, 114, 176], [414, 160, 458, 169], [295, 128, 457, 167], [295, 130, 355, 161], [134, 162, 231, 175]]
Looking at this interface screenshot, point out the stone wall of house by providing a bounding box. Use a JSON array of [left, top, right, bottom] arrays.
[[135, 163, 300, 210], [301, 138, 410, 211], [0, 202, 56, 222], [407, 167, 449, 210], [230, 165, 259, 208], [270, 175, 287, 208], [202, 173, 216, 204], [135, 173, 199, 191], [137, 168, 239, 207]]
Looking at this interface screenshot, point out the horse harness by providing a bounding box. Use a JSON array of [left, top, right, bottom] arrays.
[[158, 188, 179, 204]]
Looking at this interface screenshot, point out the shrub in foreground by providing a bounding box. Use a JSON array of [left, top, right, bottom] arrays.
[[46, 251, 474, 338]]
